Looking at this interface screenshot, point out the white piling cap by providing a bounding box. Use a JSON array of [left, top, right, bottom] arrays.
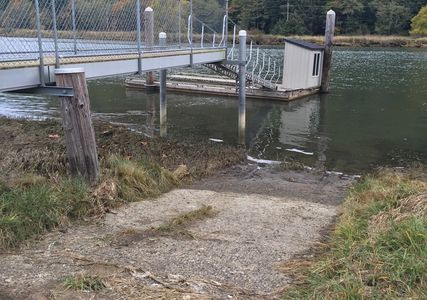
[[145, 7, 153, 12], [159, 32, 167, 39], [239, 30, 247, 37], [327, 9, 336, 15], [55, 67, 85, 74]]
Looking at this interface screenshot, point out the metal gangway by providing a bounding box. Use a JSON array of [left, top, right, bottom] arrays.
[[0, 0, 283, 94]]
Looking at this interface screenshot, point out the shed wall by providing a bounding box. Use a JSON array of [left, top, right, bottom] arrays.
[[282, 42, 323, 91]]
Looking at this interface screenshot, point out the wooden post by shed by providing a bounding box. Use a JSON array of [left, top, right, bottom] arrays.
[[320, 9, 336, 93], [55, 68, 99, 184]]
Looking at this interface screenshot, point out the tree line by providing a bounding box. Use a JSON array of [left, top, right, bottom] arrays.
[[229, 0, 427, 35]]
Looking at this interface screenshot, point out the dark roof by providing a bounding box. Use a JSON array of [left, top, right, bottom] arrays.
[[284, 39, 324, 51]]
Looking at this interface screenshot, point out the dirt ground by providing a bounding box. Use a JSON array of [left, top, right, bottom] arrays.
[[0, 164, 353, 299]]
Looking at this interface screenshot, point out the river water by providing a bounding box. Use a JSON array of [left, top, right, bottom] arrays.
[[1, 48, 426, 174]]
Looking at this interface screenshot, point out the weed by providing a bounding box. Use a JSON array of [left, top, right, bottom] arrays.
[[0, 117, 244, 249], [63, 274, 106, 292], [283, 168, 427, 299]]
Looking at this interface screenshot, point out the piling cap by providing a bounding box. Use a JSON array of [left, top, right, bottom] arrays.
[[159, 32, 167, 39], [239, 30, 247, 37], [145, 7, 153, 12], [55, 67, 85, 74], [327, 9, 336, 15]]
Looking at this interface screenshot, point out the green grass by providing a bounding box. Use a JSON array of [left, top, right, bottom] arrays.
[[283, 168, 427, 299], [63, 274, 106, 292], [0, 178, 89, 249], [0, 157, 181, 250], [0, 118, 244, 250]]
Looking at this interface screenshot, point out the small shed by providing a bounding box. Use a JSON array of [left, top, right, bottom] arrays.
[[280, 39, 324, 91]]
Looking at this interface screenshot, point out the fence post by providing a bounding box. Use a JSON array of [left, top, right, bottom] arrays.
[[321, 10, 336, 93], [136, 0, 142, 75], [159, 32, 167, 137], [72, 0, 77, 54], [178, 0, 182, 48], [55, 68, 99, 185], [34, 0, 45, 86], [144, 7, 155, 86], [190, 0, 193, 66], [225, 0, 229, 55], [51, 0, 60, 69], [238, 30, 247, 145]]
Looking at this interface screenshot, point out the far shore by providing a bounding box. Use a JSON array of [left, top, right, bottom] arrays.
[[249, 34, 427, 48]]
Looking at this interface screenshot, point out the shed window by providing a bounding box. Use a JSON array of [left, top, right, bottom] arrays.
[[312, 53, 321, 77]]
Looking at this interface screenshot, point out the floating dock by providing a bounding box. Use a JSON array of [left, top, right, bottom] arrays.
[[125, 73, 319, 101]]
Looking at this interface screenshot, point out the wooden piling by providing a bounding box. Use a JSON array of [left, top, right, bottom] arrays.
[[144, 7, 155, 86], [55, 68, 99, 184], [320, 9, 336, 93]]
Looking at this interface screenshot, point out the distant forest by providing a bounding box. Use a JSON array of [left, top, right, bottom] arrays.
[[229, 0, 427, 35]]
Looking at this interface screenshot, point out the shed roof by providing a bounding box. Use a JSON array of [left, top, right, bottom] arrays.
[[284, 39, 324, 51]]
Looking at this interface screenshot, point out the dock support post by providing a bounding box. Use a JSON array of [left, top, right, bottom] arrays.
[[144, 7, 155, 86], [238, 30, 247, 145], [320, 9, 336, 93], [159, 32, 167, 137], [55, 68, 99, 185]]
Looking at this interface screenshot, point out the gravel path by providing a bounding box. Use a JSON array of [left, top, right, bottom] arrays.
[[0, 165, 353, 299]]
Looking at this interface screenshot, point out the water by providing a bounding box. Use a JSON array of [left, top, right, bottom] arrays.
[[1, 48, 426, 174]]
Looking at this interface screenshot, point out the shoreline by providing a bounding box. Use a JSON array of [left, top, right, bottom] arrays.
[[249, 34, 427, 48], [0, 117, 425, 298]]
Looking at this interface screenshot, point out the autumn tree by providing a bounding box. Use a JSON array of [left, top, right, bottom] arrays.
[[411, 5, 427, 35]]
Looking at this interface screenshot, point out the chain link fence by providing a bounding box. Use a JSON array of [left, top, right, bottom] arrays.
[[0, 0, 228, 65]]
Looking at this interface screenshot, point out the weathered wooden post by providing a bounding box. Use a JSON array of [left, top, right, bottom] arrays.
[[238, 30, 247, 145], [320, 9, 336, 93], [144, 7, 155, 86], [159, 32, 167, 137], [55, 68, 99, 184]]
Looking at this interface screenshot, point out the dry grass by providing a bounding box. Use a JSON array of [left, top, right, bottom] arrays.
[[154, 205, 215, 233], [247, 33, 427, 48], [284, 167, 427, 299], [0, 117, 244, 250]]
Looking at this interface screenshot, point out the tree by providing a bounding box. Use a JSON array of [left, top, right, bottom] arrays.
[[411, 5, 427, 35], [272, 12, 307, 35], [375, 1, 410, 34]]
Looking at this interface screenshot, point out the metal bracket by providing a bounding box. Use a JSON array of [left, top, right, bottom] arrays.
[[9, 86, 75, 97]]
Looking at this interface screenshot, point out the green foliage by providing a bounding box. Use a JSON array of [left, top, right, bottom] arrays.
[[0, 179, 89, 249], [284, 170, 427, 299], [411, 5, 427, 35], [230, 0, 427, 35], [272, 12, 307, 35], [64, 274, 106, 292], [375, 1, 411, 35]]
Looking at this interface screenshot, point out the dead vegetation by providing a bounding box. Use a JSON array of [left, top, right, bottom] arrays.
[[0, 117, 244, 250], [247, 32, 427, 48]]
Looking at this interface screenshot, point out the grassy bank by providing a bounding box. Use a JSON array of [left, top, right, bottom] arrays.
[[0, 118, 244, 250], [248, 33, 427, 48], [283, 167, 427, 299]]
